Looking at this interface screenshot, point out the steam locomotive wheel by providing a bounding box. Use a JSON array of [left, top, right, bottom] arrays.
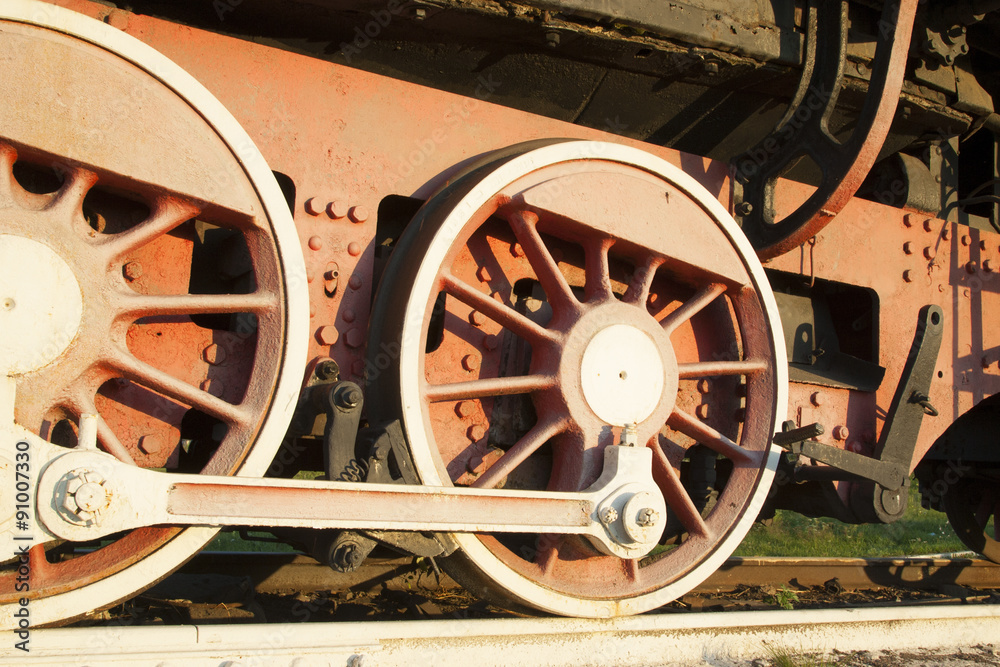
[[367, 141, 787, 617], [0, 2, 306, 626], [944, 476, 1000, 562]]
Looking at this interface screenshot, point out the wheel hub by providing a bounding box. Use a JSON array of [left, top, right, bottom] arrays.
[[579, 323, 673, 426], [0, 234, 83, 375]]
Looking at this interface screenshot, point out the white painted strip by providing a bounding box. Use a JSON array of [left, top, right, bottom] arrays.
[[6, 605, 999, 666]]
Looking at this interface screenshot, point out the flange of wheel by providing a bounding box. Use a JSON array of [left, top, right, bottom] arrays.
[[366, 140, 787, 617], [0, 1, 307, 627], [944, 476, 1000, 563]]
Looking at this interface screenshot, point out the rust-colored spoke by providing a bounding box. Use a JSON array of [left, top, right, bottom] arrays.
[[622, 255, 663, 306], [65, 393, 136, 464], [93, 417, 136, 465], [441, 272, 558, 347], [99, 196, 201, 260], [649, 441, 711, 537], [425, 374, 556, 402], [507, 210, 580, 314], [472, 415, 569, 489], [677, 359, 768, 379], [119, 291, 277, 319], [46, 167, 98, 227], [106, 352, 247, 425], [535, 538, 562, 576], [667, 409, 756, 465], [583, 236, 615, 302], [660, 282, 727, 336]]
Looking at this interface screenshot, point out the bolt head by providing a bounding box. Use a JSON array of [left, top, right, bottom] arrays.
[[697, 379, 711, 393], [984, 259, 995, 273], [316, 325, 339, 346], [903, 270, 914, 283], [833, 425, 850, 441], [902, 242, 913, 255], [327, 200, 348, 219], [483, 334, 499, 351], [810, 391, 824, 406], [462, 354, 480, 371], [345, 328, 364, 348], [923, 218, 935, 232], [305, 197, 325, 216], [348, 205, 369, 223], [138, 434, 161, 454], [337, 386, 363, 409], [511, 243, 525, 258], [469, 310, 485, 326], [923, 246, 935, 260], [456, 401, 475, 418], [316, 359, 339, 380], [75, 482, 108, 512], [962, 235, 971, 246], [476, 266, 492, 283], [600, 507, 618, 525], [696, 404, 709, 419], [636, 507, 660, 528], [203, 343, 226, 365], [966, 261, 977, 274], [467, 424, 487, 441], [122, 261, 142, 282]]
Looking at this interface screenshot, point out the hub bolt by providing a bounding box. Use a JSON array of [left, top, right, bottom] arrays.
[[600, 507, 618, 525], [59, 469, 111, 526], [636, 508, 660, 528]]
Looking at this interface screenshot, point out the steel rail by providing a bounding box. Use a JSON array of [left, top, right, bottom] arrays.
[[173, 552, 1000, 596], [6, 604, 1000, 666]]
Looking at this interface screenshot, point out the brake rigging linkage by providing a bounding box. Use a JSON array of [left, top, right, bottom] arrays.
[[772, 305, 944, 523]]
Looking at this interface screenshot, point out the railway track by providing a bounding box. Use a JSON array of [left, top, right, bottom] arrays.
[[165, 551, 1000, 599]]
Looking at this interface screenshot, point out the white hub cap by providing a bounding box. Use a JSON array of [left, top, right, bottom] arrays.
[[0, 234, 83, 375], [580, 324, 666, 425]]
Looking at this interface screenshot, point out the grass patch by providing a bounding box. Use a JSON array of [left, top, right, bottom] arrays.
[[765, 644, 834, 667], [736, 480, 966, 557]]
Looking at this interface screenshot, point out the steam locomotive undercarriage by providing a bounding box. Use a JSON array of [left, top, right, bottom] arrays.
[[1, 0, 998, 627]]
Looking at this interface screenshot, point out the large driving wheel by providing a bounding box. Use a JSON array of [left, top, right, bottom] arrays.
[[367, 140, 787, 617], [0, 1, 306, 627]]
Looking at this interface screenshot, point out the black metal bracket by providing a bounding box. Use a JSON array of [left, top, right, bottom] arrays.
[[323, 381, 366, 482], [851, 304, 944, 523]]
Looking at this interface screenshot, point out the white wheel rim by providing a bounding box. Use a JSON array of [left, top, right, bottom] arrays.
[[398, 140, 787, 617]]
